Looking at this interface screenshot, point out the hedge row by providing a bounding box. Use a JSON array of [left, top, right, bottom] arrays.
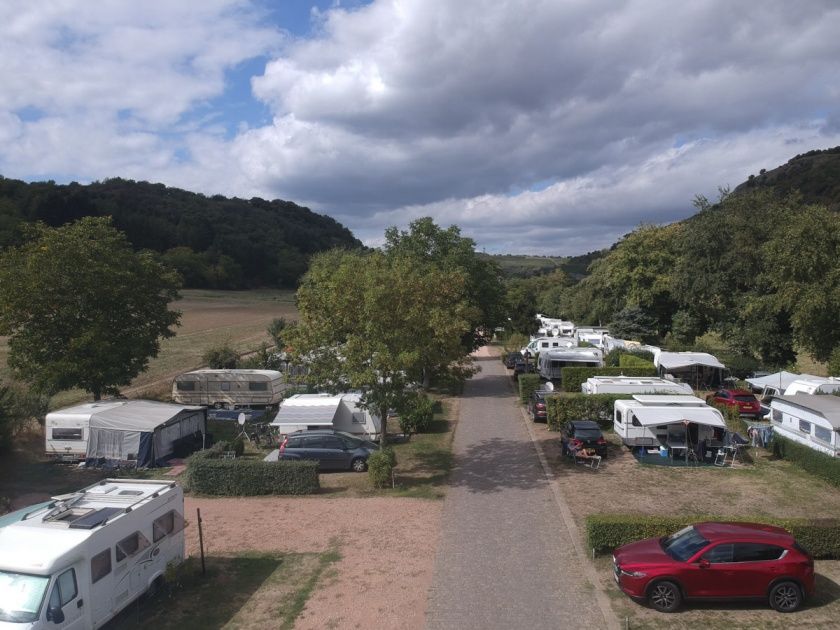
[[518, 374, 542, 404], [559, 366, 657, 392], [545, 393, 633, 431], [586, 513, 840, 559], [185, 455, 320, 496], [618, 354, 655, 369], [772, 435, 840, 488]]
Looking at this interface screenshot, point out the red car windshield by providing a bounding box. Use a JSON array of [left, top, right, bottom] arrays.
[[661, 526, 710, 562]]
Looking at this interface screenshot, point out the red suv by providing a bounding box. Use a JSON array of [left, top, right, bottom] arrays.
[[708, 389, 762, 418], [613, 522, 814, 613]]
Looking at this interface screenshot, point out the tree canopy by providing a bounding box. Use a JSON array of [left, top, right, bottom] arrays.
[[0, 217, 182, 399]]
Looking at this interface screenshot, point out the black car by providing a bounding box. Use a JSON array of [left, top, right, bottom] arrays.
[[271, 430, 379, 472], [528, 390, 548, 422], [560, 420, 608, 457], [503, 352, 522, 369]]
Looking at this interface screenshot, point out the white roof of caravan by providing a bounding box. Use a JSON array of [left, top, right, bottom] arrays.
[[745, 371, 802, 390], [655, 352, 725, 370], [587, 376, 674, 384], [631, 395, 706, 405], [271, 394, 342, 426], [46, 400, 203, 431], [179, 369, 282, 377], [630, 406, 726, 428], [774, 395, 840, 429]]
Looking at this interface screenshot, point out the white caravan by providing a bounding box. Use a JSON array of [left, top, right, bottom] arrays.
[[521, 336, 576, 357], [613, 395, 726, 448], [581, 376, 693, 395], [770, 395, 840, 457], [0, 479, 184, 629], [783, 377, 840, 397], [537, 347, 604, 381], [172, 369, 288, 409], [270, 393, 381, 440]]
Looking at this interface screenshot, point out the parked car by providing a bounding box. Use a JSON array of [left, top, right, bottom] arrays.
[[528, 390, 549, 422], [560, 420, 608, 457], [273, 429, 379, 472], [707, 389, 762, 418], [613, 522, 815, 613], [504, 352, 522, 369], [512, 358, 536, 380]]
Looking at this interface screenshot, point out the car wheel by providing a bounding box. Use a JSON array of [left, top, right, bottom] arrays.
[[769, 581, 802, 612], [648, 580, 682, 613], [351, 457, 367, 473]]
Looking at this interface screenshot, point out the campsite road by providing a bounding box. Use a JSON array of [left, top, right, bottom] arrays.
[[425, 353, 614, 630]]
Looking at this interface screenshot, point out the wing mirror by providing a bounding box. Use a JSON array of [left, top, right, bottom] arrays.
[[47, 604, 65, 624]]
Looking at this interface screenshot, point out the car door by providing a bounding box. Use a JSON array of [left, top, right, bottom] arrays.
[[320, 436, 350, 470], [300, 436, 327, 468], [45, 567, 85, 629], [726, 543, 787, 597], [682, 543, 736, 597]]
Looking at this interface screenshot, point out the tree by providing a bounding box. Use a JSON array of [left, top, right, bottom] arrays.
[[0, 382, 48, 452], [609, 306, 659, 344], [504, 280, 539, 335], [0, 217, 181, 399], [203, 343, 239, 369], [267, 318, 288, 350], [288, 248, 473, 446]]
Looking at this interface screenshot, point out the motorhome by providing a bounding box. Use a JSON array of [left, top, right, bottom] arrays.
[[0, 479, 184, 629], [613, 395, 726, 449], [782, 377, 840, 396], [521, 336, 576, 357], [575, 327, 610, 349], [581, 376, 693, 395], [537, 347, 603, 381], [172, 369, 288, 409], [270, 393, 381, 439], [770, 395, 840, 457], [535, 315, 575, 337]]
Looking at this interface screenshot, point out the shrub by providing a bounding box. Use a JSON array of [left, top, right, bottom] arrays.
[[586, 513, 840, 559], [710, 402, 749, 435], [829, 347, 840, 377], [368, 449, 397, 488], [618, 354, 654, 369], [559, 366, 657, 393], [202, 343, 238, 369], [518, 374, 542, 404], [502, 332, 529, 355], [399, 393, 435, 436], [184, 455, 319, 495], [231, 436, 246, 457], [545, 393, 634, 431], [772, 435, 840, 488]]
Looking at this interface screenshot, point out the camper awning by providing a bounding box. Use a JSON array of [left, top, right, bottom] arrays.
[[270, 399, 342, 426], [655, 352, 725, 370], [88, 400, 204, 431], [745, 371, 800, 391], [631, 407, 726, 428]]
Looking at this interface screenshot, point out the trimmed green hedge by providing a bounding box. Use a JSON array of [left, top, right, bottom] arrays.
[[518, 374, 542, 404], [772, 435, 840, 488], [586, 513, 840, 558], [185, 455, 320, 496], [618, 354, 655, 369], [545, 393, 633, 431], [559, 366, 657, 392]]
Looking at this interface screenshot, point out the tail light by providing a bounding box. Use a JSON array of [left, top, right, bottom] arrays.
[[536, 403, 546, 410]]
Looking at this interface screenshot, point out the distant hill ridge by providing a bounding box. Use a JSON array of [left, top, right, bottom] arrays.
[[0, 176, 362, 288]]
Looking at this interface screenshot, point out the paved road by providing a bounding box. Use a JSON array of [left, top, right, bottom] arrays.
[[426, 355, 609, 629]]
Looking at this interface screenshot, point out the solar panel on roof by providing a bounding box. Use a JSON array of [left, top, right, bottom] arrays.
[[68, 507, 123, 529]]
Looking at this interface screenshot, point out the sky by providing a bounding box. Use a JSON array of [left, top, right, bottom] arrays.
[[2, 0, 840, 254]]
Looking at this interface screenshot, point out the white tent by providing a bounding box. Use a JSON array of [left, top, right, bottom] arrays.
[[744, 371, 801, 393]]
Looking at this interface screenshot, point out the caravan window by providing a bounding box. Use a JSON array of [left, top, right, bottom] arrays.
[[153, 510, 181, 542], [51, 428, 83, 440], [799, 419, 812, 434], [91, 549, 111, 583], [115, 531, 150, 562], [176, 381, 196, 391], [814, 425, 832, 444], [771, 409, 782, 423], [220, 382, 231, 391], [248, 381, 268, 391]]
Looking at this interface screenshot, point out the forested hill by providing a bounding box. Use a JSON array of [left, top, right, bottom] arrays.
[[734, 146, 840, 209], [0, 176, 361, 288]]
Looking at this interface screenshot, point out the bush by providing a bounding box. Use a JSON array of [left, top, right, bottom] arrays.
[[231, 436, 246, 457], [618, 354, 654, 369], [829, 347, 840, 377], [586, 513, 840, 559], [399, 393, 435, 436], [518, 374, 542, 404], [709, 402, 749, 435], [772, 435, 840, 488], [185, 455, 319, 495], [559, 366, 657, 393], [502, 332, 529, 356], [202, 343, 238, 369], [545, 393, 634, 431], [368, 449, 397, 488]]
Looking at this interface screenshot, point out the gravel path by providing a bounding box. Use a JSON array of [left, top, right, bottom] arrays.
[[426, 354, 612, 629]]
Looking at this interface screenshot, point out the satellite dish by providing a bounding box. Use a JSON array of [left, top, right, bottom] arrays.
[[237, 413, 247, 426], [545, 382, 555, 392]]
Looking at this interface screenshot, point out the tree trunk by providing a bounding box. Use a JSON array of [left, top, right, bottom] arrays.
[[379, 404, 388, 447]]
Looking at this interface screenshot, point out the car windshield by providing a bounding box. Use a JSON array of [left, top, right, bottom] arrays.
[[574, 429, 601, 439], [661, 526, 710, 562], [0, 570, 50, 623]]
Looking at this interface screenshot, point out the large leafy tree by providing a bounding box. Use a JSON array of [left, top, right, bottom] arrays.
[[0, 217, 181, 399], [288, 248, 473, 445]]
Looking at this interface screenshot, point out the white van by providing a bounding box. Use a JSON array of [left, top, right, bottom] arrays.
[[521, 336, 577, 357], [783, 377, 840, 396], [0, 479, 184, 629]]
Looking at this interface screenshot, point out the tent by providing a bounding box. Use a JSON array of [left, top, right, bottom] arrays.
[[745, 371, 801, 394], [654, 352, 726, 389]]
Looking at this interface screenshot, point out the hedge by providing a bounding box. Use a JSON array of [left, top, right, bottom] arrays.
[[185, 455, 320, 496], [559, 366, 657, 392], [545, 393, 634, 431], [618, 354, 655, 369], [772, 435, 840, 488], [586, 513, 840, 559], [518, 374, 542, 404]]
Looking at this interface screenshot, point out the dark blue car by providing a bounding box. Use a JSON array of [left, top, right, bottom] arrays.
[[269, 430, 379, 472]]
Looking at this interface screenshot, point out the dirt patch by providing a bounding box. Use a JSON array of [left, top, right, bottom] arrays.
[[184, 496, 442, 629]]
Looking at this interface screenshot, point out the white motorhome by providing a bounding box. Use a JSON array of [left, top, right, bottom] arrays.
[[770, 395, 840, 457], [270, 393, 381, 439], [172, 369, 288, 409], [575, 327, 610, 349], [535, 315, 575, 337], [613, 395, 726, 449], [581, 376, 693, 395], [782, 377, 840, 396], [0, 479, 184, 629], [521, 336, 576, 357], [537, 347, 604, 381]]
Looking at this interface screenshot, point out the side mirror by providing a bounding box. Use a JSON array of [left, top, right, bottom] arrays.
[[697, 558, 710, 569], [48, 604, 65, 624]]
